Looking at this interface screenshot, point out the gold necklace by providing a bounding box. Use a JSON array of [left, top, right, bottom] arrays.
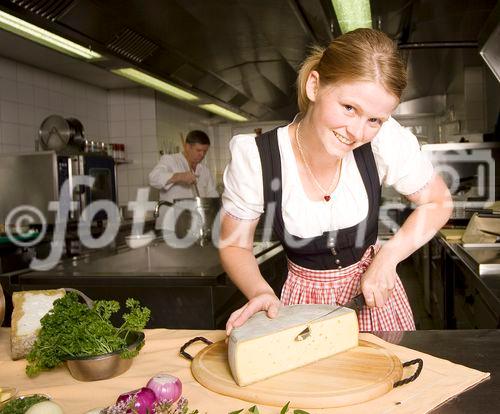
[[295, 122, 342, 202]]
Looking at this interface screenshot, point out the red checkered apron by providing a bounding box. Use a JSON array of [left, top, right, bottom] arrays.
[[280, 245, 416, 331]]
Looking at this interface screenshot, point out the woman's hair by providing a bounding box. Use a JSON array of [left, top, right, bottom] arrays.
[[297, 28, 407, 113]]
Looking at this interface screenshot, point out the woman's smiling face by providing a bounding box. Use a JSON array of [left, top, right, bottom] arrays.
[[305, 72, 399, 158]]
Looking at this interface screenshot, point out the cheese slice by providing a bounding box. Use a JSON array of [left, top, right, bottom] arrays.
[[228, 304, 359, 386]]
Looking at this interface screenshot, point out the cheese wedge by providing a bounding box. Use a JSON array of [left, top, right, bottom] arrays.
[[10, 289, 66, 360], [228, 304, 359, 386]]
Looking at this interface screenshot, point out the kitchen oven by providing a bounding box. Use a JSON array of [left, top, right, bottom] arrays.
[[0, 151, 117, 225], [57, 154, 117, 221]]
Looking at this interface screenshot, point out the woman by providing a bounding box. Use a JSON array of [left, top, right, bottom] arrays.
[[220, 28, 452, 334]]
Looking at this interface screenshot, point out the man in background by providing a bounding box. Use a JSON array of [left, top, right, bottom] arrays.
[[149, 130, 218, 229]]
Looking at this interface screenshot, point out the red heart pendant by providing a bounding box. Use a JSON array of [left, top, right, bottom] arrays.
[[324, 195, 331, 202]]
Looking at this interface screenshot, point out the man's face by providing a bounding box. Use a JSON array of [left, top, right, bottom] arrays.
[[184, 143, 209, 165]]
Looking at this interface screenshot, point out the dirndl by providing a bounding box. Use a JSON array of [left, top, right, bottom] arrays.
[[280, 245, 416, 331]]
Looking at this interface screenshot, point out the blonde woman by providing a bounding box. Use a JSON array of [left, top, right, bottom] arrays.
[[220, 29, 452, 333]]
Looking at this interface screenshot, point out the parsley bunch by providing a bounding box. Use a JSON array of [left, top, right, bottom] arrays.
[[26, 292, 151, 377]]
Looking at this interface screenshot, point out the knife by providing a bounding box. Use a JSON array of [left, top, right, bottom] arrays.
[[344, 293, 366, 312]]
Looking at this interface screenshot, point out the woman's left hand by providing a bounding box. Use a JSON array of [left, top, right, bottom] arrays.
[[359, 252, 398, 308]]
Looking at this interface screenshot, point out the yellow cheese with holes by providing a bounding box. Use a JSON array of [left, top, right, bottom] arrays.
[[228, 304, 359, 386]]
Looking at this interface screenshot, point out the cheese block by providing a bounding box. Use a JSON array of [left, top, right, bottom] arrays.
[[10, 289, 65, 360], [228, 304, 359, 386]]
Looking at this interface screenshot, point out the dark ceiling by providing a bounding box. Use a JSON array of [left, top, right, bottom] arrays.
[[0, 0, 497, 121]]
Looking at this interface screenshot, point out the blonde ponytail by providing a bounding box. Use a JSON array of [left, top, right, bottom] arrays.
[[296, 46, 324, 114]]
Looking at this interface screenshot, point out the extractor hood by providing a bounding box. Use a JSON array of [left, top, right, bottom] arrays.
[[0, 0, 498, 122], [479, 1, 500, 82]]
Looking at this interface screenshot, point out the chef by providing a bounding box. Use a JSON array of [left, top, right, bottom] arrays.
[[149, 130, 218, 230]]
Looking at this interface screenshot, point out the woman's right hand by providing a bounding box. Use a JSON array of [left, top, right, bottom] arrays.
[[226, 292, 281, 336]]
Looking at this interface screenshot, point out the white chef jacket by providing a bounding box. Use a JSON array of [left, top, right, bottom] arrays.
[[222, 117, 434, 238], [149, 152, 218, 229]]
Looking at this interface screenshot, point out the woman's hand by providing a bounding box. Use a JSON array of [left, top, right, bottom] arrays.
[[226, 292, 282, 336], [360, 251, 398, 308]]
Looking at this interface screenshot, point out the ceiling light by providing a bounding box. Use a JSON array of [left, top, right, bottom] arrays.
[[331, 0, 372, 33], [112, 68, 199, 101], [199, 104, 248, 122], [0, 10, 101, 60]]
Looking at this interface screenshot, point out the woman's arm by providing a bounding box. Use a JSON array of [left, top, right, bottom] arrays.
[[361, 173, 453, 307], [219, 211, 281, 334]]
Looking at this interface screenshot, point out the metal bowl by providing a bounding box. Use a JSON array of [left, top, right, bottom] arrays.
[[65, 331, 145, 381], [125, 233, 155, 249]]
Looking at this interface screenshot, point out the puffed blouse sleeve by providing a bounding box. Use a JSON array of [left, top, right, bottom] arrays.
[[372, 117, 434, 195], [222, 134, 264, 220]]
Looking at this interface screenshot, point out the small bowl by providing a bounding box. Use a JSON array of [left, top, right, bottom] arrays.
[[65, 331, 145, 381], [125, 233, 155, 249]]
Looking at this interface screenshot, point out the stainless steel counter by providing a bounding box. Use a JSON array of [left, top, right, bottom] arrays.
[[17, 238, 280, 281], [437, 234, 500, 322], [455, 244, 500, 275], [2, 239, 286, 329]]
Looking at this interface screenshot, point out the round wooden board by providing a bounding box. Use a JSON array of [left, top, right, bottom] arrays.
[[191, 340, 403, 408]]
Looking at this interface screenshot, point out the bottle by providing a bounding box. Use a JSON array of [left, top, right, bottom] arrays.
[[121, 143, 126, 161]]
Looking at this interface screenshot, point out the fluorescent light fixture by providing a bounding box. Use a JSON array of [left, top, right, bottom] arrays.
[[331, 0, 372, 33], [199, 103, 248, 122], [0, 10, 101, 59], [112, 68, 199, 102]]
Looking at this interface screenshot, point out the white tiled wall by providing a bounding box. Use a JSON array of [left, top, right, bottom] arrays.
[[0, 54, 292, 206], [464, 66, 486, 133], [0, 56, 108, 154], [107, 87, 158, 205], [210, 121, 286, 188]]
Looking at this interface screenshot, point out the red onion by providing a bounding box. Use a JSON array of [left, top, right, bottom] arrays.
[[116, 387, 156, 414], [146, 372, 182, 402]]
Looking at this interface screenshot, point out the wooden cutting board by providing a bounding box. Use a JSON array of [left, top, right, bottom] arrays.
[[191, 340, 403, 408]]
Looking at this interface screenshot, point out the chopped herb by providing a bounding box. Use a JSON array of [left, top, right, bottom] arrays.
[[26, 292, 150, 377], [0, 394, 49, 414]]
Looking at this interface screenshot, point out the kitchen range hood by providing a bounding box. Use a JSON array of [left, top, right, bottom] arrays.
[[479, 1, 500, 82], [0, 0, 497, 122]]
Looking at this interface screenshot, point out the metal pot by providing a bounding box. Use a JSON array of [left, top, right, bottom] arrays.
[[39, 115, 86, 151], [66, 117, 86, 151], [154, 197, 221, 245]]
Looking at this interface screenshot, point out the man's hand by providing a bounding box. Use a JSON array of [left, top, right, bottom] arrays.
[[171, 171, 197, 185]]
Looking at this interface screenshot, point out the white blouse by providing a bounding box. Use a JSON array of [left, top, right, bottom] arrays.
[[222, 117, 433, 238]]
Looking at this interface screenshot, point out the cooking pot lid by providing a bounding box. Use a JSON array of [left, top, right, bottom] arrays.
[[39, 115, 71, 151]]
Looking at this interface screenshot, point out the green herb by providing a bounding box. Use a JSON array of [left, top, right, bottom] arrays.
[[280, 402, 290, 414], [0, 394, 49, 414], [228, 402, 309, 414], [26, 292, 151, 377]]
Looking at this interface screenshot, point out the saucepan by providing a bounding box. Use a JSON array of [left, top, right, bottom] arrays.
[[156, 197, 221, 246]]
